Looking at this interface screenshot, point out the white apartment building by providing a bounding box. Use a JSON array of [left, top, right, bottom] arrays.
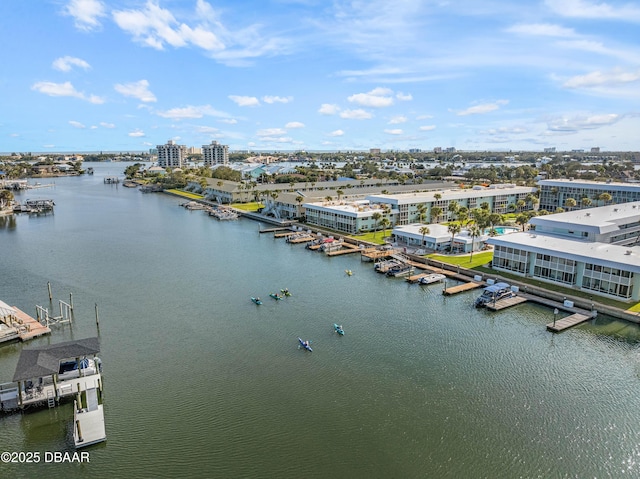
[[538, 179, 640, 212], [202, 141, 229, 167], [488, 201, 640, 301], [157, 140, 187, 168]]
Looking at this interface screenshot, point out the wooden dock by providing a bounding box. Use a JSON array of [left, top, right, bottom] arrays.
[[407, 273, 429, 283], [546, 313, 592, 333], [73, 388, 106, 448], [0, 302, 51, 344], [442, 282, 483, 295], [274, 231, 295, 238], [485, 295, 528, 311], [326, 244, 361, 256]]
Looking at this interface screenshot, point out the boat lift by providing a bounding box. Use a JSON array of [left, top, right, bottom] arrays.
[[36, 299, 73, 326]]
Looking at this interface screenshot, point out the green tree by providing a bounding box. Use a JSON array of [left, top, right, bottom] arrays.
[[447, 222, 462, 252], [469, 225, 481, 261], [372, 211, 382, 237], [419, 225, 430, 247], [430, 206, 442, 223], [564, 197, 577, 209], [380, 218, 391, 239]]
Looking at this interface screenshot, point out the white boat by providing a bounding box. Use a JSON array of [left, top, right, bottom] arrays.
[[474, 282, 515, 307], [419, 273, 446, 285]]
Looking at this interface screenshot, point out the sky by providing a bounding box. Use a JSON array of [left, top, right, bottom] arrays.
[[2, 0, 640, 154]]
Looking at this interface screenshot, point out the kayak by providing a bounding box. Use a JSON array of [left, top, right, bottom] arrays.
[[298, 337, 313, 351], [345, 270, 352, 276], [333, 323, 345, 335], [280, 289, 292, 296], [251, 297, 262, 305], [270, 293, 283, 300]]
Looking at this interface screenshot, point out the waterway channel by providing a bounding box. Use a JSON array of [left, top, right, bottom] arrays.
[[2, 163, 640, 478]]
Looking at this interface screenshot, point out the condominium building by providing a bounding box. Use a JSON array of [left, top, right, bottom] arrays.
[[303, 185, 536, 234], [156, 140, 187, 168], [202, 141, 229, 167], [488, 201, 640, 301], [538, 179, 640, 212]]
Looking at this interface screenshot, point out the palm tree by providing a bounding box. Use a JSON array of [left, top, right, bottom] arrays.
[[516, 199, 526, 211], [419, 226, 430, 248], [380, 218, 391, 239], [515, 213, 529, 231], [325, 195, 333, 204], [372, 211, 382, 237], [295, 196, 303, 217], [416, 203, 427, 223], [581, 197, 592, 208], [430, 206, 442, 223], [564, 197, 577, 210], [447, 222, 462, 252], [598, 192, 612, 206], [434, 193, 442, 201], [469, 225, 481, 261], [480, 201, 490, 211], [336, 189, 344, 202]]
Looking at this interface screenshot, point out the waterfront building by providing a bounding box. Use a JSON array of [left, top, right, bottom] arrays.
[[391, 223, 489, 253], [157, 140, 187, 168], [488, 201, 640, 301], [538, 179, 640, 212], [302, 185, 535, 234], [202, 141, 228, 167]]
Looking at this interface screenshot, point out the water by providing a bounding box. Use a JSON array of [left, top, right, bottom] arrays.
[[2, 163, 640, 478]]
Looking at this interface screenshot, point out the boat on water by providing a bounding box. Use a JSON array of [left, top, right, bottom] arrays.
[[298, 337, 313, 351], [386, 264, 413, 277], [345, 269, 353, 276], [419, 273, 446, 285], [333, 324, 345, 335], [474, 282, 515, 308], [270, 293, 283, 300], [251, 297, 262, 305], [280, 288, 292, 297]]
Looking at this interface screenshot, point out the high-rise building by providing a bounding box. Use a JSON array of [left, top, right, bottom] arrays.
[[157, 140, 187, 168], [202, 141, 229, 166]]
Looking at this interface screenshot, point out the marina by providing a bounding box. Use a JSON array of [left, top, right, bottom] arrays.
[[2, 163, 640, 478]]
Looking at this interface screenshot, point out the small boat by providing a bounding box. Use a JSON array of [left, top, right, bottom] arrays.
[[419, 273, 446, 285], [280, 288, 292, 297], [345, 270, 353, 276], [474, 282, 515, 308], [298, 337, 313, 352], [270, 293, 283, 300], [251, 297, 262, 305], [333, 324, 345, 335]]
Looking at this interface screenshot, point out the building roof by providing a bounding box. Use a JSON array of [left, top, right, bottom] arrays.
[[393, 223, 488, 244], [13, 337, 100, 381], [529, 201, 640, 235], [538, 178, 640, 191], [368, 185, 536, 205], [487, 232, 640, 272]]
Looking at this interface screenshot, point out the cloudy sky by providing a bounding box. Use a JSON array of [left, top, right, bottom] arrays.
[[2, 0, 640, 153]]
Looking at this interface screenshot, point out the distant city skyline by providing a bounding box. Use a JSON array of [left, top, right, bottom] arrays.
[[2, 0, 640, 152]]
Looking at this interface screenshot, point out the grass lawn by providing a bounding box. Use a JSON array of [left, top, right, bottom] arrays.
[[427, 251, 493, 269], [231, 202, 264, 211], [166, 189, 204, 199], [346, 231, 390, 245]]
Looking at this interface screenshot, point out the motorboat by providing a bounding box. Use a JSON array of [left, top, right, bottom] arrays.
[[419, 273, 446, 285], [474, 282, 515, 308]]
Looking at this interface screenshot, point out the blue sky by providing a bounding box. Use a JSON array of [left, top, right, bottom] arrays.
[[2, 0, 640, 153]]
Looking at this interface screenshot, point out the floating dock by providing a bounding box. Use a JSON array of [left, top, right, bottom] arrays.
[[73, 388, 106, 448], [485, 295, 529, 311], [546, 313, 592, 333], [442, 282, 483, 295]]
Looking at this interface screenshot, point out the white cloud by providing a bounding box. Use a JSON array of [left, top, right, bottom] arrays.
[[563, 69, 640, 89], [388, 116, 407, 124], [419, 125, 436, 131], [64, 0, 106, 31], [128, 129, 145, 137], [258, 128, 287, 136], [319, 103, 340, 115], [31, 81, 105, 104], [547, 113, 621, 131], [220, 118, 238, 124], [506, 23, 576, 37], [348, 87, 394, 107], [53, 56, 91, 72], [263, 95, 293, 104], [340, 109, 373, 120], [396, 92, 412, 101], [456, 100, 509, 116], [544, 0, 640, 21], [114, 80, 157, 103], [285, 121, 305, 129], [229, 95, 260, 107], [329, 130, 344, 137], [156, 105, 229, 119], [384, 129, 403, 135], [69, 120, 85, 128], [100, 122, 115, 128]]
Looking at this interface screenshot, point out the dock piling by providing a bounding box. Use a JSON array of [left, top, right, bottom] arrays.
[[47, 282, 52, 301], [95, 303, 99, 326]]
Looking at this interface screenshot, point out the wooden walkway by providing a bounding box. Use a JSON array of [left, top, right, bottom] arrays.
[[546, 313, 592, 333], [407, 273, 429, 283], [485, 295, 529, 311], [326, 244, 361, 256], [442, 282, 483, 295]]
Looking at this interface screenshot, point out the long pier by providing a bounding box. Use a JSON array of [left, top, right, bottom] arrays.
[[546, 313, 592, 332]]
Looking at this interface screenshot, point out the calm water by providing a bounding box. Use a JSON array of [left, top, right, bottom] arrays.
[[2, 163, 640, 478]]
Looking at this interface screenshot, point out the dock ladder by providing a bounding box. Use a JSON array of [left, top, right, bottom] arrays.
[[47, 389, 55, 408]]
